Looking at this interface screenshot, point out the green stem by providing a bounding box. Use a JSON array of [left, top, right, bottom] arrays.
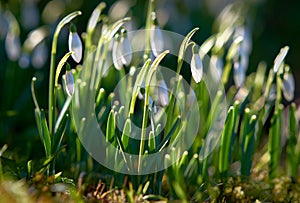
[[48, 11, 81, 138], [144, 0, 154, 61]]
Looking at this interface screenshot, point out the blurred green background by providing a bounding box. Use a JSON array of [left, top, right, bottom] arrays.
[[0, 0, 299, 162]]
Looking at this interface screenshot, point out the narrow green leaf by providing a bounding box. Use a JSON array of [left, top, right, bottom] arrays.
[[241, 111, 257, 177], [148, 131, 156, 153], [269, 104, 283, 179], [106, 110, 116, 145], [121, 118, 131, 150], [53, 114, 69, 154], [287, 103, 297, 177], [40, 109, 52, 158], [219, 101, 239, 177], [129, 59, 151, 116]]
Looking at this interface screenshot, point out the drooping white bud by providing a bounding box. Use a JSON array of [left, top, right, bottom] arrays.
[[157, 79, 169, 106], [5, 31, 21, 61], [190, 45, 203, 83], [282, 72, 295, 102], [210, 55, 223, 81], [68, 24, 82, 63], [64, 66, 75, 96], [233, 60, 245, 88], [112, 34, 123, 70], [150, 25, 164, 57], [120, 36, 132, 66]]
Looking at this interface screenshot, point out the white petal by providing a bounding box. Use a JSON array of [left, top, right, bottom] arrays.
[[158, 80, 169, 106], [210, 55, 223, 81], [273, 46, 289, 73], [5, 32, 21, 61], [233, 61, 245, 88], [120, 37, 132, 66], [65, 71, 74, 96], [150, 25, 164, 57], [190, 53, 203, 83], [112, 40, 123, 70], [240, 51, 249, 72], [282, 73, 295, 101], [68, 32, 82, 63], [18, 53, 30, 68]]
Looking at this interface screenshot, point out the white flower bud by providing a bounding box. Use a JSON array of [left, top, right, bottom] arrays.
[[112, 35, 123, 70], [190, 45, 203, 83], [282, 72, 295, 101], [210, 55, 223, 81], [157, 79, 169, 106], [233, 61, 245, 88], [68, 29, 82, 63], [5, 31, 21, 61], [65, 70, 75, 96], [150, 25, 164, 57], [120, 36, 132, 66]]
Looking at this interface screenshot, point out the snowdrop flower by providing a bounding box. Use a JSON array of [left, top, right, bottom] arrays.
[[64, 64, 75, 97], [119, 29, 132, 66], [68, 24, 82, 63], [18, 52, 30, 68], [150, 12, 164, 57], [273, 46, 289, 73], [112, 34, 123, 70], [5, 30, 21, 61], [282, 71, 295, 101], [233, 60, 245, 88], [210, 55, 223, 81], [112, 29, 133, 70], [157, 79, 169, 106], [190, 45, 203, 83]]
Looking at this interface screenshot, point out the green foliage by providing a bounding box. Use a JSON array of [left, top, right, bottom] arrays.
[[0, 0, 299, 202]]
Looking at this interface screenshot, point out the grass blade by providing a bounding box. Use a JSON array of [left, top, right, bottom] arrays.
[[287, 103, 297, 177], [241, 110, 257, 177], [269, 104, 283, 179], [218, 101, 239, 177]]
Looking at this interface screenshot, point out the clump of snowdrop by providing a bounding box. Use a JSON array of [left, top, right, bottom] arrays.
[[190, 44, 203, 83], [68, 23, 83, 63]]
